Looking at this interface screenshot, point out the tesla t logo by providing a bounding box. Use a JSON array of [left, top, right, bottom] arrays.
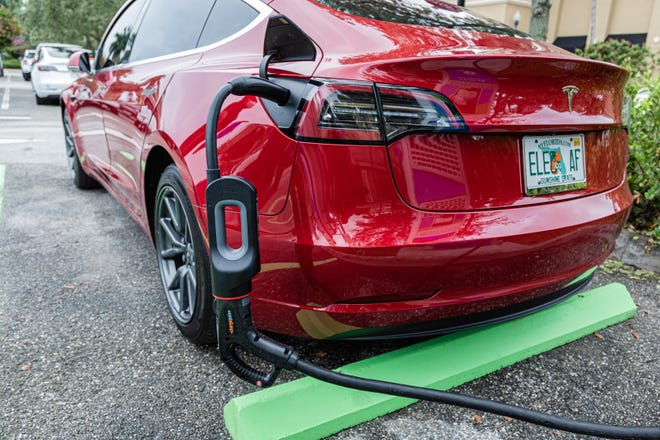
[[562, 85, 580, 112]]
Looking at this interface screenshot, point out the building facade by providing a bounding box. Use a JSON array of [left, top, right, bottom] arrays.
[[465, 0, 660, 53]]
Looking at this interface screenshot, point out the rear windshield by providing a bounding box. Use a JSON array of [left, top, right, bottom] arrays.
[[44, 47, 80, 58], [315, 0, 528, 37]]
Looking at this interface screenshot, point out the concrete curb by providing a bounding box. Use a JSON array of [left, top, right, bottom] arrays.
[[612, 229, 659, 273]]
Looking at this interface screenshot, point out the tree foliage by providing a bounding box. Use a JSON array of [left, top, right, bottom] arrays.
[[20, 0, 124, 49], [0, 0, 22, 12], [0, 6, 21, 53], [576, 39, 660, 237]]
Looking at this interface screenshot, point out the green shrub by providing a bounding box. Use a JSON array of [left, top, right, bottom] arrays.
[[577, 39, 659, 237], [2, 56, 20, 68], [627, 76, 660, 238], [576, 39, 657, 80]]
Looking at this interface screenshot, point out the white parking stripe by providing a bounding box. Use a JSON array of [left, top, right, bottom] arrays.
[[1, 87, 9, 110], [1, 74, 9, 110], [0, 164, 5, 222], [0, 139, 46, 144]]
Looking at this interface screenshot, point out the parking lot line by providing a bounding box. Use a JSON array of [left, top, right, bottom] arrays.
[[1, 75, 10, 110], [0, 116, 32, 121], [0, 164, 5, 222]]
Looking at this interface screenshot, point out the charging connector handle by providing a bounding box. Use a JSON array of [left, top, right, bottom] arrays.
[[216, 298, 298, 387]]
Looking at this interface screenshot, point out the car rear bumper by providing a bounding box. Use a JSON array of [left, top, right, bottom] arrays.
[[258, 266, 597, 340], [32, 72, 76, 97], [249, 172, 632, 339]]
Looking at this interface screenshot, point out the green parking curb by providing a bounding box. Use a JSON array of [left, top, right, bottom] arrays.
[[224, 282, 637, 440]]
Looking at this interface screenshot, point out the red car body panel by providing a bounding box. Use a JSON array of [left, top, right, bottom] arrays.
[[62, 0, 632, 339]]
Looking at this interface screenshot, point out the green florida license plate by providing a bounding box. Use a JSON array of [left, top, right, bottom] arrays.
[[522, 134, 587, 196]]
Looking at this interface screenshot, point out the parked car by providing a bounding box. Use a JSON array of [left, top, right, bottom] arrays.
[[21, 49, 36, 81], [61, 0, 632, 343], [32, 43, 84, 104]]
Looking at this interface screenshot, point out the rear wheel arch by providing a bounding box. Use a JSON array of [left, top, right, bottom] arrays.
[[144, 145, 175, 242]]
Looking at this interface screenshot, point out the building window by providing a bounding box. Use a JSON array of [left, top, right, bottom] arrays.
[[553, 36, 587, 53]]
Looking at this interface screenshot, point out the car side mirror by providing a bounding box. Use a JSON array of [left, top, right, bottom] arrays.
[[68, 50, 92, 74]]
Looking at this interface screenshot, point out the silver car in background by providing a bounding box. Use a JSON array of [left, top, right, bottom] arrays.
[[31, 43, 83, 104]]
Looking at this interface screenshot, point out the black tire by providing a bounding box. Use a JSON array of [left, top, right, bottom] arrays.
[[36, 95, 49, 105], [63, 111, 100, 189], [154, 165, 215, 345], [23, 72, 31, 81]]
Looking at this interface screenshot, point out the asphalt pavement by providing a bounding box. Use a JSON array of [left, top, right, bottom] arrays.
[[1, 69, 658, 439]]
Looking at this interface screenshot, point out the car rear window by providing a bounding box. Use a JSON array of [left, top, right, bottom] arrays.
[[314, 0, 528, 37], [44, 47, 80, 58]]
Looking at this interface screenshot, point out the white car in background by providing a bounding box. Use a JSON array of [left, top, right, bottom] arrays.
[[21, 49, 36, 81], [31, 43, 84, 104]]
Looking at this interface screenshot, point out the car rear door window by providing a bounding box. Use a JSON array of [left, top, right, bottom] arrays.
[[196, 0, 259, 47], [129, 0, 215, 62], [97, 0, 147, 69]]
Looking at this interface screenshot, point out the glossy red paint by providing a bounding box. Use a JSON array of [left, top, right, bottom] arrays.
[[62, 0, 632, 340]]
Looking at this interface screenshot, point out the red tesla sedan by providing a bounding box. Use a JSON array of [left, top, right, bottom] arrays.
[[61, 0, 632, 343]]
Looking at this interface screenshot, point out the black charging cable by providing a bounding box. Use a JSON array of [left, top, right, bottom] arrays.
[[296, 359, 658, 439], [206, 75, 660, 440]]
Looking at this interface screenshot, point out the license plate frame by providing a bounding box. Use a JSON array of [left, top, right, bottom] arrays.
[[522, 134, 587, 196]]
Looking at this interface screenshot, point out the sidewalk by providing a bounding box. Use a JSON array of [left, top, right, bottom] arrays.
[[612, 229, 659, 273]]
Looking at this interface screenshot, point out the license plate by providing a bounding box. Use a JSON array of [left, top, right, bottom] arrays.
[[522, 134, 586, 196]]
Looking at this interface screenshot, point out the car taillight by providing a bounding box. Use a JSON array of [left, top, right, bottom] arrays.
[[37, 65, 57, 72], [296, 80, 467, 144]]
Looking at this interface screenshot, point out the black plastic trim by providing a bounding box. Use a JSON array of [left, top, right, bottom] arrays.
[[332, 272, 595, 340]]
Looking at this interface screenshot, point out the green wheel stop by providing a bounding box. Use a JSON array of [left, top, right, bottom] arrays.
[[224, 282, 637, 440]]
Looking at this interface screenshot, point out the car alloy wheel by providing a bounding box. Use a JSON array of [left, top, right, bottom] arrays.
[[154, 165, 214, 344]]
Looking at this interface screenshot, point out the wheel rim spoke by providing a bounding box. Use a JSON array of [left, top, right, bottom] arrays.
[[180, 267, 193, 313], [159, 217, 185, 249], [168, 265, 185, 291], [163, 196, 182, 234], [185, 266, 196, 309], [160, 246, 185, 259]]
